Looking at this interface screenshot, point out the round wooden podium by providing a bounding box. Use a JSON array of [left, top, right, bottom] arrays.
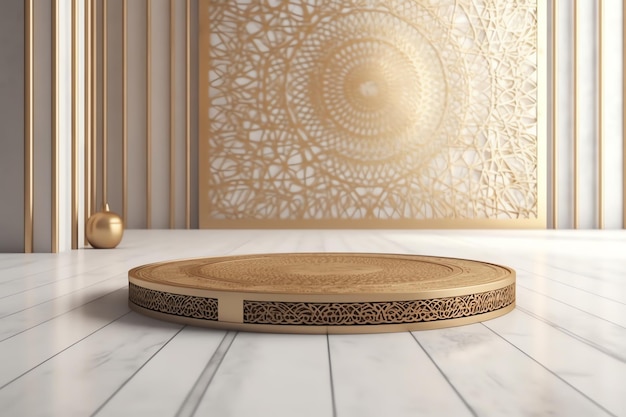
[[129, 253, 515, 334]]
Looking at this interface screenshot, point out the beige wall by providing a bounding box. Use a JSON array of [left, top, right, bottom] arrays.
[[91, 0, 626, 231], [1, 1, 625, 253], [98, 0, 199, 230], [1, 0, 77, 253], [0, 1, 25, 252]]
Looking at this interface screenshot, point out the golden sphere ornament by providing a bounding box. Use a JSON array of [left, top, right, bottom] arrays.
[[86, 204, 124, 249]]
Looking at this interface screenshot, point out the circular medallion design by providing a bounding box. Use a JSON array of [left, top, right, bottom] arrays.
[[129, 253, 515, 334], [204, 1, 540, 223], [286, 9, 458, 182]]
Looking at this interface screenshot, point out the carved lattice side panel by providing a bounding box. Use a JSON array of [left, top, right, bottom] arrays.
[[199, 0, 545, 227], [243, 284, 515, 326], [128, 283, 219, 320]]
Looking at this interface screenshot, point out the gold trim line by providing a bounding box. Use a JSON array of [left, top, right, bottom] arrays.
[[123, 0, 128, 224], [552, 0, 558, 229], [90, 0, 97, 222], [52, 0, 59, 253], [103, 0, 108, 205], [170, 0, 176, 229], [71, 0, 79, 249], [84, 0, 92, 245], [24, 0, 34, 253], [185, 0, 191, 229], [573, 0, 579, 229], [146, 0, 152, 229]]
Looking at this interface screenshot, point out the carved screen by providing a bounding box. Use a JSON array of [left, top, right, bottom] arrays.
[[199, 0, 546, 228]]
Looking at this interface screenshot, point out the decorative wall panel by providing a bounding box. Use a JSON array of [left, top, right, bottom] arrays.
[[199, 0, 546, 228]]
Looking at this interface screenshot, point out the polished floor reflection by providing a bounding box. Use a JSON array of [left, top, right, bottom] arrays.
[[0, 229, 625, 417]]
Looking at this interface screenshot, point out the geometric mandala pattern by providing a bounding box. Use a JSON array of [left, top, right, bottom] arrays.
[[199, 0, 542, 226]]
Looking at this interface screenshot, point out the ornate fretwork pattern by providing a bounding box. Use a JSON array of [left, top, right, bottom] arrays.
[[201, 0, 539, 225], [128, 283, 218, 321], [243, 284, 515, 326]]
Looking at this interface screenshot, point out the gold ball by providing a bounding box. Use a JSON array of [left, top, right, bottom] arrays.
[[86, 206, 124, 249]]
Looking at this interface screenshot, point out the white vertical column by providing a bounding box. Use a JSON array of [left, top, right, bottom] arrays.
[[57, 0, 72, 252], [602, 0, 624, 229], [557, 0, 624, 229]]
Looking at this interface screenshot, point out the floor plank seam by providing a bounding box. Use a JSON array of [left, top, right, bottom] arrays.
[[0, 235, 252, 292], [408, 331, 478, 417], [90, 325, 187, 417], [0, 275, 128, 320], [516, 286, 626, 329], [175, 331, 237, 417], [326, 334, 338, 417], [0, 311, 132, 392], [0, 259, 123, 287], [480, 323, 618, 417], [0, 265, 127, 301], [537, 262, 623, 280], [399, 236, 626, 305], [515, 268, 626, 307], [515, 306, 626, 363], [0, 286, 130, 344]]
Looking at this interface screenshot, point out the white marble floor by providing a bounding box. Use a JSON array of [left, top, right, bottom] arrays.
[[1, 229, 625, 417]]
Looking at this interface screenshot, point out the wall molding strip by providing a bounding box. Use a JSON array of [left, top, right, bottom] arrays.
[[146, 0, 152, 229], [623, 0, 626, 229], [123, 0, 128, 224], [122, 0, 128, 225], [598, 0, 604, 229], [102, 0, 108, 205], [170, 0, 176, 229], [573, 0, 580, 229], [90, 0, 97, 221], [71, 0, 79, 249], [551, 0, 558, 229], [52, 0, 59, 253], [185, 0, 191, 229], [84, 0, 92, 245], [24, 0, 34, 253]]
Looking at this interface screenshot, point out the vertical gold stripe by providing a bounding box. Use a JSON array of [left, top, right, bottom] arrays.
[[598, 0, 604, 229], [147, 0, 152, 228], [186, 0, 191, 229], [52, 0, 59, 253], [71, 0, 79, 249], [84, 0, 92, 245], [123, 0, 128, 224], [24, 0, 34, 253], [622, 0, 626, 229], [103, 0, 108, 204], [573, 0, 579, 229], [170, 0, 176, 229], [551, 0, 558, 229], [91, 0, 97, 217]]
